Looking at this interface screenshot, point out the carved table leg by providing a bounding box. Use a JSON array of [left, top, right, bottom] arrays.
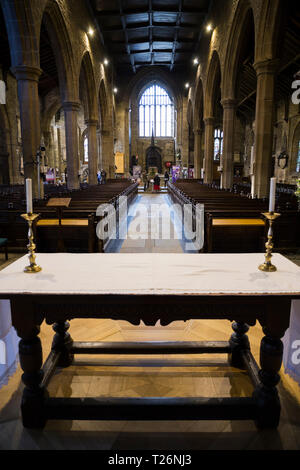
[[228, 321, 250, 368], [254, 301, 291, 429], [10, 300, 47, 429], [253, 326, 283, 429], [19, 330, 48, 428], [52, 321, 74, 367]]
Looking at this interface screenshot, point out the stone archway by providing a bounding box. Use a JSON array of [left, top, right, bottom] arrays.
[[193, 79, 204, 178], [79, 51, 98, 184], [98, 79, 114, 175], [146, 145, 162, 173], [204, 50, 222, 184]]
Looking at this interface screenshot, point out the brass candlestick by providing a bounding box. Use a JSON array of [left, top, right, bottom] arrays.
[[258, 211, 281, 272], [21, 213, 42, 273]]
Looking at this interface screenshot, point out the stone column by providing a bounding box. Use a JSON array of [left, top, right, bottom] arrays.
[[221, 99, 237, 189], [62, 101, 80, 190], [204, 117, 215, 184], [51, 126, 58, 170], [194, 127, 203, 179], [85, 119, 98, 185], [101, 129, 114, 176], [43, 130, 54, 168], [78, 127, 83, 167], [96, 127, 102, 168], [13, 66, 42, 198], [252, 59, 278, 198], [56, 127, 63, 175]]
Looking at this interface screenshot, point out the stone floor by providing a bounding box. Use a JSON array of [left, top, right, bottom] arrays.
[[0, 193, 300, 450]]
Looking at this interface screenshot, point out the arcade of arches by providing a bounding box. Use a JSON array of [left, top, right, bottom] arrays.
[[0, 0, 299, 197]]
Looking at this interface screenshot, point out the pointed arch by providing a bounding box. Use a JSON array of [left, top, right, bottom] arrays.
[[98, 79, 109, 131], [193, 79, 204, 131], [40, 0, 77, 101], [138, 83, 175, 137], [223, 1, 255, 99], [204, 50, 222, 119], [255, 0, 282, 62], [0, 0, 39, 67], [79, 51, 98, 121], [187, 99, 193, 129], [127, 67, 182, 111]]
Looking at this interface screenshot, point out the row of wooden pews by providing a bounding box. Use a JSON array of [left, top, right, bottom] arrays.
[[0, 180, 138, 253], [168, 180, 300, 253]]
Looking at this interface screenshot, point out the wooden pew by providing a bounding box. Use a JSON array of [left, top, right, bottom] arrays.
[[168, 181, 299, 253], [0, 182, 138, 253]]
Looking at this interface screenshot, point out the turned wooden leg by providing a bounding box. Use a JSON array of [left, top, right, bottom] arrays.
[[253, 300, 291, 429], [10, 300, 47, 429], [253, 326, 283, 429], [228, 321, 250, 369], [18, 326, 47, 429], [52, 321, 74, 367]]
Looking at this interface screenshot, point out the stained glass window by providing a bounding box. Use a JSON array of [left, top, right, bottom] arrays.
[[139, 84, 174, 137], [214, 128, 223, 161]]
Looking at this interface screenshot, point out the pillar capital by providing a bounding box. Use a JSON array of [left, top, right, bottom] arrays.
[[204, 117, 215, 126], [221, 98, 238, 109], [63, 101, 81, 112], [253, 59, 279, 76], [85, 119, 99, 127], [12, 65, 42, 82]]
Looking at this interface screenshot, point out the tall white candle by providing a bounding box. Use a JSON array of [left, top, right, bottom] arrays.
[[269, 177, 277, 213], [26, 178, 33, 214]]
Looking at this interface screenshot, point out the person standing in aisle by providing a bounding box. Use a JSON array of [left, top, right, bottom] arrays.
[[142, 172, 149, 192], [164, 170, 170, 187], [153, 174, 161, 192], [101, 169, 106, 184]]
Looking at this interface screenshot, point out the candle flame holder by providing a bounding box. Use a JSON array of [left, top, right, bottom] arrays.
[[258, 211, 281, 272], [21, 213, 42, 273]]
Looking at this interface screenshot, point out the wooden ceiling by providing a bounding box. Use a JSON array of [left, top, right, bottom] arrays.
[[89, 0, 211, 73], [39, 21, 59, 97]]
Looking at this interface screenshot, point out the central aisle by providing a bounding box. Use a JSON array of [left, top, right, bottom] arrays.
[[119, 193, 184, 253]]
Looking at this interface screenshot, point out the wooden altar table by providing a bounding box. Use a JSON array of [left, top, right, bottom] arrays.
[[0, 253, 299, 429]]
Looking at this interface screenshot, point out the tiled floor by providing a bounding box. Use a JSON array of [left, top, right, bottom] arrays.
[[0, 193, 300, 450]]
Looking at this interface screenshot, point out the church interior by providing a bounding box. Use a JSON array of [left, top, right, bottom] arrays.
[[0, 0, 300, 452]]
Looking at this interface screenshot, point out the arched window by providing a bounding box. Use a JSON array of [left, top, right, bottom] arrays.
[[297, 140, 300, 173], [84, 136, 88, 162], [214, 128, 223, 161], [139, 84, 174, 137]]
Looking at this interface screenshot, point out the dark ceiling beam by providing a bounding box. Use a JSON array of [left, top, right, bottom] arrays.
[[238, 90, 256, 107], [110, 37, 196, 46], [96, 9, 207, 17], [170, 0, 183, 71], [278, 53, 300, 74], [102, 24, 201, 33], [118, 0, 136, 73], [134, 62, 186, 67], [149, 0, 154, 65], [112, 50, 194, 57]]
